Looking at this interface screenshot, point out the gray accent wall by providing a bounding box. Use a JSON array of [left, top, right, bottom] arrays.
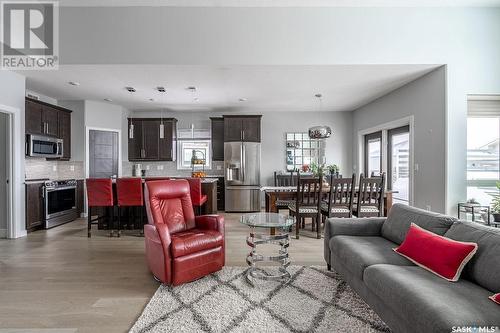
[[352, 67, 446, 213]]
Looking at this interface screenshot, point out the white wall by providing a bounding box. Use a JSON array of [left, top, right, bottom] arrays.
[[129, 110, 353, 185], [353, 67, 446, 212], [0, 71, 26, 238], [58, 6, 500, 214]]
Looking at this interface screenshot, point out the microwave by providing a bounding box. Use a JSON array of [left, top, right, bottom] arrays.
[[26, 134, 63, 158]]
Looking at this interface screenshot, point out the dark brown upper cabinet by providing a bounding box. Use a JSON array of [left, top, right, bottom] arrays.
[[25, 98, 72, 160], [223, 115, 262, 142], [58, 111, 71, 160], [210, 117, 224, 161], [128, 118, 177, 161]]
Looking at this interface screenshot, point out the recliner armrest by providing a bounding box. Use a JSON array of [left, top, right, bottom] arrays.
[[324, 217, 386, 266], [195, 215, 225, 233]]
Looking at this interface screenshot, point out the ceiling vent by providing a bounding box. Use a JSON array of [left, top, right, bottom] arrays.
[[156, 86, 166, 93], [125, 87, 136, 93]]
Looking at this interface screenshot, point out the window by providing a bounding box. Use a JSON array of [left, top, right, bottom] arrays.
[[467, 117, 499, 206], [177, 140, 211, 170], [285, 132, 325, 171]]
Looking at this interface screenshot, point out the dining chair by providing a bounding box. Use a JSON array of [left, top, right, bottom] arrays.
[[288, 172, 323, 239], [186, 178, 208, 215], [86, 178, 114, 237], [116, 177, 144, 237], [273, 171, 295, 211], [321, 173, 356, 221], [353, 173, 385, 218]]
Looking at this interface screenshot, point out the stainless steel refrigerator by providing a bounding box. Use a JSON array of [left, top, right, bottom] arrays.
[[224, 142, 261, 212]]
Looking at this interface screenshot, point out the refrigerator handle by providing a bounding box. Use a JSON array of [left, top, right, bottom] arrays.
[[241, 144, 245, 181]]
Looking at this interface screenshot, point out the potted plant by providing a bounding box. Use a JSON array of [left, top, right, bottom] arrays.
[[490, 182, 500, 222], [327, 164, 339, 176], [310, 162, 325, 177]]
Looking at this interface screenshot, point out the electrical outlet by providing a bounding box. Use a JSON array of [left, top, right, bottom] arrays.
[[52, 165, 57, 171], [70, 165, 75, 171]]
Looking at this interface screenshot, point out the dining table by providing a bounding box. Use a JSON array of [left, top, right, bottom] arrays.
[[262, 186, 396, 217]]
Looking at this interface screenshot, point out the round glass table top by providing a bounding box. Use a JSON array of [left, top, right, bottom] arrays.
[[239, 212, 294, 228]]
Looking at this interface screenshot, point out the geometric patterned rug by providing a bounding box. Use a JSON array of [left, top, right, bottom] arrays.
[[129, 266, 390, 333]]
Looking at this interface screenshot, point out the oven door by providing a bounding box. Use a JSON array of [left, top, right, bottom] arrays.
[[45, 186, 77, 219]]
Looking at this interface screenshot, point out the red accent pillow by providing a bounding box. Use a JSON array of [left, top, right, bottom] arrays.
[[490, 293, 500, 305], [394, 223, 478, 281]]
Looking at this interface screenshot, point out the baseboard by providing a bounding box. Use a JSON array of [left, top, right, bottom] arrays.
[[0, 229, 7, 238]]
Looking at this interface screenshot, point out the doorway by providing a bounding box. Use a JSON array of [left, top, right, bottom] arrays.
[[360, 116, 414, 205], [0, 112, 8, 237], [88, 129, 119, 178]]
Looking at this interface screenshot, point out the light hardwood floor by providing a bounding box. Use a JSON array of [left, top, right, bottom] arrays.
[[0, 212, 325, 333]]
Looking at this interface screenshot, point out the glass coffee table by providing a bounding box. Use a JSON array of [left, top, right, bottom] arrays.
[[239, 212, 295, 285]]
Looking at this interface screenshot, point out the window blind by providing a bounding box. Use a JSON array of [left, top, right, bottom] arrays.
[[468, 96, 500, 117]]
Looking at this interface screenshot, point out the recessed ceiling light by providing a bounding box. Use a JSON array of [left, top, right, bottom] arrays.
[[186, 86, 197, 92], [315, 93, 323, 98], [156, 87, 166, 93], [104, 98, 113, 102], [68, 81, 80, 86], [239, 98, 248, 102], [125, 87, 136, 93], [149, 98, 155, 102], [193, 97, 199, 102]]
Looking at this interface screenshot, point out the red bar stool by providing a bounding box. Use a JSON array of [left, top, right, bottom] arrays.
[[186, 178, 207, 215], [86, 178, 114, 238], [116, 177, 144, 237]]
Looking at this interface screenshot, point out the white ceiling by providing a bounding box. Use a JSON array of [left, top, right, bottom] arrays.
[[21, 64, 439, 112], [56, 0, 500, 7]]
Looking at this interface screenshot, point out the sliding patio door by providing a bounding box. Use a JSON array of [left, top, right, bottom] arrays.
[[364, 131, 382, 176], [388, 126, 410, 204]]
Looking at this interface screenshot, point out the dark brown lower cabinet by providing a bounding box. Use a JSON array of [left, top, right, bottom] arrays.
[[216, 177, 225, 211], [26, 183, 44, 232], [77, 180, 84, 216]]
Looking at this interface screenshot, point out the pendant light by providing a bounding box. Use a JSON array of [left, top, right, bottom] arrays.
[[157, 87, 166, 139], [308, 93, 332, 139], [127, 87, 135, 139]]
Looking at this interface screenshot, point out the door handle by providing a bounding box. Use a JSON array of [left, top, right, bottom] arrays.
[[241, 144, 247, 181], [242, 130, 245, 141]]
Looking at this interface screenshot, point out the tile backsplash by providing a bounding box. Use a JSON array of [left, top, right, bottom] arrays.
[[122, 161, 225, 177], [25, 158, 85, 180], [25, 159, 224, 180]]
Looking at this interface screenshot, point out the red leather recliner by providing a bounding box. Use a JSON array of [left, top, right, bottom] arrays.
[[144, 179, 225, 285]]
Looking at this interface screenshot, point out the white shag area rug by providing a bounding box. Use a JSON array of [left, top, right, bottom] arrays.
[[130, 266, 390, 333]]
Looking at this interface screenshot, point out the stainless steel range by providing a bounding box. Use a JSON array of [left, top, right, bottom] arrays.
[[43, 179, 78, 229]]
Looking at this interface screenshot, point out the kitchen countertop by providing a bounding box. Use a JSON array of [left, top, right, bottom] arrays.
[[25, 176, 224, 185]]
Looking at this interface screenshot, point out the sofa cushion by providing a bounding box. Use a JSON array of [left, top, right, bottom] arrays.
[[491, 293, 500, 305], [364, 264, 500, 331], [394, 223, 478, 281], [444, 221, 500, 292], [381, 204, 456, 245], [330, 235, 414, 280], [171, 229, 223, 258]]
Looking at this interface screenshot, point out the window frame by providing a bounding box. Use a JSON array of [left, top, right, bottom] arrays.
[[176, 139, 212, 170]]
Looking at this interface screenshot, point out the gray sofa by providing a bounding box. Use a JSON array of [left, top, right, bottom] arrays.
[[324, 204, 500, 333]]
